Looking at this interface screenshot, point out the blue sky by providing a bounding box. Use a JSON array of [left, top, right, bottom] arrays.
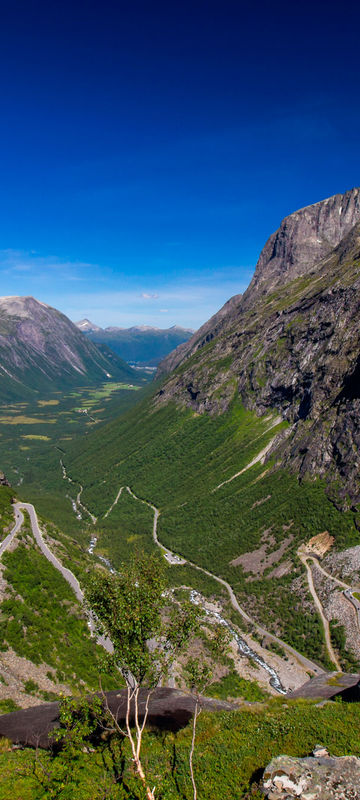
[[0, 0, 359, 328]]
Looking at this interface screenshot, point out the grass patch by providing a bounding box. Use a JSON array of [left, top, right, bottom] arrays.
[[0, 416, 56, 425], [2, 700, 360, 798], [22, 435, 51, 441], [0, 531, 117, 691], [0, 698, 20, 714], [207, 670, 266, 701]]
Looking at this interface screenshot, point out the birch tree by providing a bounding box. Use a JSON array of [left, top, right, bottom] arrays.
[[86, 552, 199, 800]]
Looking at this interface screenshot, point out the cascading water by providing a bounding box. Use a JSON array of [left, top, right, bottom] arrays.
[[189, 590, 286, 694], [88, 535, 115, 573]]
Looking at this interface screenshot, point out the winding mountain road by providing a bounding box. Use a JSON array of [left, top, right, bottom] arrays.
[[300, 552, 360, 635], [298, 547, 340, 670], [1, 502, 112, 654], [0, 506, 24, 558], [106, 484, 324, 676]]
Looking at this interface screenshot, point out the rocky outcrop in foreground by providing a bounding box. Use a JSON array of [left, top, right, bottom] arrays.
[[262, 747, 360, 799], [0, 471, 10, 486], [0, 687, 237, 748]]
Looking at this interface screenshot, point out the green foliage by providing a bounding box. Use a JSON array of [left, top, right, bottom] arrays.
[[329, 619, 360, 671], [94, 489, 156, 566], [0, 537, 117, 691], [183, 657, 212, 694], [6, 388, 358, 667], [24, 680, 39, 696], [3, 381, 360, 670], [3, 700, 360, 798], [0, 698, 20, 713], [86, 552, 201, 687], [53, 694, 103, 756], [0, 484, 16, 537], [183, 623, 231, 705], [207, 671, 266, 701], [266, 641, 287, 659]]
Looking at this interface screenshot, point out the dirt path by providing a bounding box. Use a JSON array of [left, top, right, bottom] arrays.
[[298, 548, 340, 670], [306, 556, 351, 590], [125, 487, 186, 565], [0, 505, 24, 557], [104, 486, 124, 518], [304, 554, 360, 634], [213, 435, 277, 492], [56, 456, 326, 678]]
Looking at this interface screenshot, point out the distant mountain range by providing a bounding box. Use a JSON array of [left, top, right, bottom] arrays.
[[75, 321, 194, 366], [0, 296, 138, 401]]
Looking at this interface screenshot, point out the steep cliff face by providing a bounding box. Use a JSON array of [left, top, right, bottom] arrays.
[[158, 189, 360, 378], [245, 187, 360, 305], [156, 191, 360, 507]]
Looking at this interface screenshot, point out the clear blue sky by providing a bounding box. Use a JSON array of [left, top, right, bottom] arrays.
[[1, 0, 359, 329]]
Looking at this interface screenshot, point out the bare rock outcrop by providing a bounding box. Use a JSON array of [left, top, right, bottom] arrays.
[[247, 187, 360, 305], [0, 471, 10, 487], [262, 747, 360, 799], [0, 687, 238, 748]]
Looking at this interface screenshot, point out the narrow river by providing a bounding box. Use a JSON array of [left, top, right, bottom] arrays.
[[190, 590, 286, 694]]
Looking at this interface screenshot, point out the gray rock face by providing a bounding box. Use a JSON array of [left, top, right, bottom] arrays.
[[0, 471, 10, 487], [0, 687, 237, 749], [155, 192, 360, 506], [262, 748, 360, 799], [158, 188, 360, 378], [245, 187, 360, 305]]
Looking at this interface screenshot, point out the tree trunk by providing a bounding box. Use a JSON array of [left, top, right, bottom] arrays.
[[189, 700, 200, 800]]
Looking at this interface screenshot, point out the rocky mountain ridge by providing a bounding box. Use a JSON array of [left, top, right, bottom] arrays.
[[159, 188, 360, 377], [156, 190, 360, 507], [246, 186, 360, 305], [0, 296, 136, 400]]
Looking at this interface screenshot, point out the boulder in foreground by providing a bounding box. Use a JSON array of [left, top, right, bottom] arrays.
[[0, 687, 237, 748], [262, 746, 360, 799]]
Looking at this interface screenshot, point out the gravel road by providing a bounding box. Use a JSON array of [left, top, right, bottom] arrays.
[[0, 505, 25, 557], [10, 502, 113, 654]]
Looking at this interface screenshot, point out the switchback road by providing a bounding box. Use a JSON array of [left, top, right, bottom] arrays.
[[0, 505, 24, 558], [2, 502, 112, 654]]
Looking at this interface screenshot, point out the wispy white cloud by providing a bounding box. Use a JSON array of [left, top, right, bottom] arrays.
[[0, 249, 92, 278], [140, 292, 159, 299], [0, 247, 254, 329]]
